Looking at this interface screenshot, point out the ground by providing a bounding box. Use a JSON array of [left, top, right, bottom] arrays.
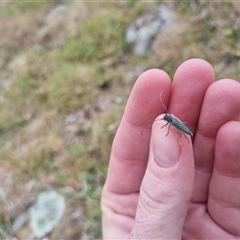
[[0, 1, 240, 239]]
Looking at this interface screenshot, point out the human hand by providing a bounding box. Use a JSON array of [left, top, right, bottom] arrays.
[[101, 59, 240, 239]]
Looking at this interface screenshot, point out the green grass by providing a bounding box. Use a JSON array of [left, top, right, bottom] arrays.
[[0, 2, 50, 18], [0, 1, 240, 239], [59, 13, 128, 62]]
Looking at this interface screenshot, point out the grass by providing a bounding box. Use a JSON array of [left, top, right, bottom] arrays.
[[0, 1, 240, 239], [61, 14, 128, 62]]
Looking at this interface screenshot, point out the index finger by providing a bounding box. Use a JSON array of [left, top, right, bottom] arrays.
[[104, 69, 171, 194]]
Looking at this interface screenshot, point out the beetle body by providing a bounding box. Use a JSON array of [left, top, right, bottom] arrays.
[[161, 113, 193, 137], [141, 92, 193, 141], [159, 91, 193, 141]]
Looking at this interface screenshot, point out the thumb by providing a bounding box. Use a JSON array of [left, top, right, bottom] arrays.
[[130, 115, 194, 239]]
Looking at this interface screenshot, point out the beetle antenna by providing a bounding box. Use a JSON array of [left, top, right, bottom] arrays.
[[141, 118, 164, 135], [141, 91, 168, 136], [160, 91, 168, 113]]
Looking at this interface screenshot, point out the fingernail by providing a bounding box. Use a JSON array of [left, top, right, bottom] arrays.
[[151, 120, 180, 168]]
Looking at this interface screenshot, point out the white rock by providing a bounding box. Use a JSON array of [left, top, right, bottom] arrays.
[[29, 190, 65, 239]]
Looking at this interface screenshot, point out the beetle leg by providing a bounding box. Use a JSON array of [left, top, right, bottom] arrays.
[[165, 123, 171, 137], [183, 133, 190, 143], [160, 122, 169, 129]]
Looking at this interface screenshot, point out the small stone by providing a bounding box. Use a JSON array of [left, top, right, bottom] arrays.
[[125, 6, 175, 56], [29, 190, 65, 239]]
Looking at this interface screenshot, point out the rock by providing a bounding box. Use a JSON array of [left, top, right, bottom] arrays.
[[125, 6, 175, 56], [36, 2, 89, 48], [28, 190, 65, 239]]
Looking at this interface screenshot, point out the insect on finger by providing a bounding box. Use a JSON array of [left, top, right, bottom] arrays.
[[141, 91, 193, 142], [160, 91, 193, 142]]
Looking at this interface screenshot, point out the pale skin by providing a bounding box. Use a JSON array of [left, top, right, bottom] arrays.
[[101, 59, 240, 239]]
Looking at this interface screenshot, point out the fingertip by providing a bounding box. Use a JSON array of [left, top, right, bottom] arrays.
[[133, 69, 171, 96], [174, 58, 215, 81], [137, 68, 171, 85], [198, 79, 240, 137], [172, 58, 214, 90], [124, 69, 171, 126], [206, 78, 240, 97]]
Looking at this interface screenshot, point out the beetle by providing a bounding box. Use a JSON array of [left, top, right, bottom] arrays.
[[159, 91, 193, 142]]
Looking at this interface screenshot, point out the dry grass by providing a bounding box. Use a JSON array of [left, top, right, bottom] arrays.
[[0, 1, 240, 238]]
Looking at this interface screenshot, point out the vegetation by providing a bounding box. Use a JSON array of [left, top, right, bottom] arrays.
[[0, 1, 239, 239]]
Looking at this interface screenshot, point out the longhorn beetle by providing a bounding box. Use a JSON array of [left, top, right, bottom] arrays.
[[141, 92, 193, 142], [159, 91, 193, 142]]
